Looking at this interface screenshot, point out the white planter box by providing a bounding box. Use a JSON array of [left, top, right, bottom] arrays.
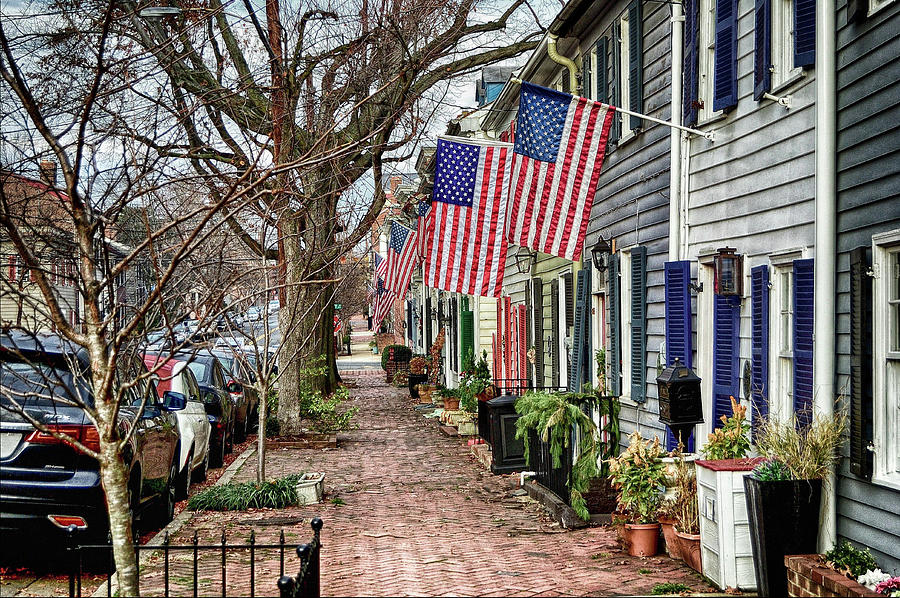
[[295, 472, 325, 505], [696, 459, 760, 592]]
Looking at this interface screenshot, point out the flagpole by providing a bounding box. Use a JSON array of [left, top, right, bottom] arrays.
[[509, 77, 715, 141]]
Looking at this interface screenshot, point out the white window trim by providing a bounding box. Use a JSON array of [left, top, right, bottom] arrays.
[[869, 0, 896, 17], [770, 263, 794, 422], [696, 262, 716, 450], [619, 249, 634, 403], [558, 272, 570, 387], [872, 229, 900, 491], [617, 11, 636, 144], [697, 0, 724, 124], [769, 0, 804, 90]]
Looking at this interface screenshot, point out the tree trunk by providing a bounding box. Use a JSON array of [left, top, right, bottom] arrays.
[[97, 439, 139, 596]]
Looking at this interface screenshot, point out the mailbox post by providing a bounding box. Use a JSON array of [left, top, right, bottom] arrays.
[[656, 358, 703, 448]]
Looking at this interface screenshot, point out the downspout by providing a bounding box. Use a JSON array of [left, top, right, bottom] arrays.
[[669, 2, 684, 262], [815, 0, 837, 552]]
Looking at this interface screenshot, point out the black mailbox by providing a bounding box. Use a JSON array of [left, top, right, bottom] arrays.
[[656, 358, 703, 446], [487, 395, 526, 474]]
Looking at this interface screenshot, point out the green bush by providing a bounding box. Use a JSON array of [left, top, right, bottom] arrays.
[[651, 582, 692, 595], [187, 474, 304, 511], [825, 541, 878, 578], [380, 344, 412, 371]]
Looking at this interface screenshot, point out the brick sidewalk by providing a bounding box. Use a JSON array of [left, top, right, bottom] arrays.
[[139, 377, 715, 597]]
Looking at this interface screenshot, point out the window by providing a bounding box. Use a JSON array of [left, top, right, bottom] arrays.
[[873, 231, 900, 488], [870, 0, 896, 14], [770, 0, 802, 89], [617, 10, 632, 139], [696, 0, 718, 122], [772, 265, 793, 420]]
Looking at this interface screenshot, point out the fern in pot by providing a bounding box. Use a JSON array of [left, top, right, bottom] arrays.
[[608, 432, 666, 557], [743, 410, 847, 598]]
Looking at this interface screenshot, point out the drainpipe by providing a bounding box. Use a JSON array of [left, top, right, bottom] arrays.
[[669, 2, 684, 262], [815, 0, 837, 553]]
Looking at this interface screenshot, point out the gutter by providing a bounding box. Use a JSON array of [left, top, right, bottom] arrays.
[[814, 0, 837, 552], [669, 2, 684, 262]]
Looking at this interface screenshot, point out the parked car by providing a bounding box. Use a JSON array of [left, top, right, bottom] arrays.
[[197, 384, 234, 468], [267, 300, 280, 315], [143, 355, 211, 499], [0, 333, 182, 543], [212, 350, 259, 440], [162, 350, 241, 455], [245, 307, 263, 322]]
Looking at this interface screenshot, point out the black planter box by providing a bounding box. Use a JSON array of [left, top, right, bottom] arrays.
[[487, 395, 525, 474], [744, 475, 822, 598], [408, 373, 428, 398]]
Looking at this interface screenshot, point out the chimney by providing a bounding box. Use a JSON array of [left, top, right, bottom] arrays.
[[390, 176, 402, 194], [39, 160, 57, 186]]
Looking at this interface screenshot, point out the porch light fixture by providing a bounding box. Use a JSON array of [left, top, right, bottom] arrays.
[[514, 246, 535, 275], [590, 236, 612, 272], [713, 247, 743, 296]]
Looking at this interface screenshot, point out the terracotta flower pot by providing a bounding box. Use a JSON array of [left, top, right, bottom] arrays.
[[624, 523, 659, 557], [675, 530, 702, 573], [443, 397, 460, 410], [658, 517, 681, 560]]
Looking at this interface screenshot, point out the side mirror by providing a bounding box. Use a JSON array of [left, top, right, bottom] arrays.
[[271, 365, 278, 376], [226, 381, 242, 394], [163, 391, 187, 411]]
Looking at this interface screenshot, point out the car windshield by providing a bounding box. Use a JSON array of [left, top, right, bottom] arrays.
[[186, 361, 211, 385], [216, 355, 235, 375], [1, 359, 92, 408]]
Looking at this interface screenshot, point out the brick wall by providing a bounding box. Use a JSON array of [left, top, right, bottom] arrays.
[[784, 555, 880, 597]]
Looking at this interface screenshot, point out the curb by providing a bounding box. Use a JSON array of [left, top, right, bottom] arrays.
[[91, 443, 257, 598]]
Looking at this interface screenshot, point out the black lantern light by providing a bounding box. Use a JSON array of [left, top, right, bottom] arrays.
[[656, 357, 703, 448], [590, 235, 613, 272], [514, 246, 535, 274], [714, 247, 744, 296]]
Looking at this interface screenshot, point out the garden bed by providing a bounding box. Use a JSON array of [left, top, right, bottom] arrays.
[[784, 554, 881, 597]]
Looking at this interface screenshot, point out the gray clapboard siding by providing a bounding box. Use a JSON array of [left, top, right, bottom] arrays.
[[834, 0, 900, 573]]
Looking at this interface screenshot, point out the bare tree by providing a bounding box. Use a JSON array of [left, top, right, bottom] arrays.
[[121, 0, 542, 435]]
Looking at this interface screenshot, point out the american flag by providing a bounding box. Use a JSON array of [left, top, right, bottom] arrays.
[[372, 253, 395, 329], [507, 82, 616, 261], [416, 199, 431, 259], [424, 136, 512, 298], [384, 221, 418, 295]]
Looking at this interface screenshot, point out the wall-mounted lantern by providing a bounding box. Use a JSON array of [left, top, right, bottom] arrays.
[[714, 247, 743, 296], [514, 246, 536, 275], [590, 236, 613, 272]]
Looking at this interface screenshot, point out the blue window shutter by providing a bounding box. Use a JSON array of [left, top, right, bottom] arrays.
[[849, 247, 874, 480], [713, 0, 738, 112], [753, 0, 772, 101], [551, 278, 560, 386], [713, 295, 740, 427], [750, 265, 770, 440], [665, 261, 693, 369], [628, 0, 643, 131], [683, 0, 700, 125], [596, 37, 609, 104], [794, 0, 816, 68], [532, 279, 544, 386], [792, 259, 814, 427], [630, 247, 647, 402], [609, 254, 621, 396]]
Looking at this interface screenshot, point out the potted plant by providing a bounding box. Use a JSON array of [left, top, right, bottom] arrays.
[[744, 410, 846, 598], [408, 355, 429, 400], [368, 339, 378, 354], [427, 329, 445, 386], [514, 391, 606, 521], [608, 431, 666, 557], [438, 386, 460, 411], [657, 498, 680, 560], [671, 451, 701, 573], [695, 396, 758, 591]]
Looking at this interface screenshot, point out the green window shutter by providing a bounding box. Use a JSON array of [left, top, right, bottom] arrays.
[[551, 278, 560, 387], [609, 254, 621, 396], [569, 270, 586, 391], [564, 272, 575, 330], [630, 246, 647, 402], [532, 278, 544, 386], [610, 21, 621, 143], [628, 0, 643, 131], [596, 37, 609, 104], [582, 52, 591, 99], [460, 309, 474, 366]]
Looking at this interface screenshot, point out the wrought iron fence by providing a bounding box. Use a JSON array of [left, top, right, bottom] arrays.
[[65, 518, 322, 598]]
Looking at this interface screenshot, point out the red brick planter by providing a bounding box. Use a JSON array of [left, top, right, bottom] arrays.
[[784, 554, 881, 597]]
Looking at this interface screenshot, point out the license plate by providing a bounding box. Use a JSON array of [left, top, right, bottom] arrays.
[[0, 432, 23, 459]]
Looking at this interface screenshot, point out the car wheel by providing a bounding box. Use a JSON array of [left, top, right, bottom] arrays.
[[155, 461, 178, 527], [193, 447, 209, 481], [176, 451, 192, 501]]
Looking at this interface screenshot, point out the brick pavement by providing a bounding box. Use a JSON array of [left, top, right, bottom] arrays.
[[139, 374, 715, 597]]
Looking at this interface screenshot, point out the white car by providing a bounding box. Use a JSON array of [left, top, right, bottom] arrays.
[[144, 355, 212, 500], [245, 307, 263, 322], [267, 300, 280, 314]]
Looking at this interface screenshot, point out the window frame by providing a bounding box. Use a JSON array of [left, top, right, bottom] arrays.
[[616, 10, 636, 143], [770, 264, 794, 422], [697, 0, 723, 123], [769, 0, 804, 90], [872, 229, 900, 490]]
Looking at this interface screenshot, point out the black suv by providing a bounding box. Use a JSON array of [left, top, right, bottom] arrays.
[[0, 333, 182, 543], [212, 350, 260, 441]]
